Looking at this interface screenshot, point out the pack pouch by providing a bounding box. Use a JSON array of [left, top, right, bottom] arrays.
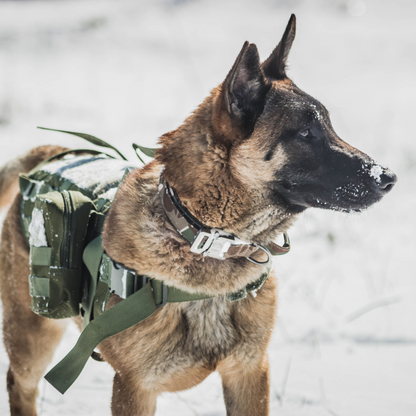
[[28, 190, 93, 319]]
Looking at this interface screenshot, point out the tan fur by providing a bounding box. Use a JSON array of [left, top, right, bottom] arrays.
[[0, 178, 18, 209]]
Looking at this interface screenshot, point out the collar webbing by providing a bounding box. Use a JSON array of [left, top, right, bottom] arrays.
[[158, 170, 290, 265]]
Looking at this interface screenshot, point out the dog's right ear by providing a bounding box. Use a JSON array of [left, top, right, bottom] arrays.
[[262, 14, 296, 80], [222, 42, 269, 133]]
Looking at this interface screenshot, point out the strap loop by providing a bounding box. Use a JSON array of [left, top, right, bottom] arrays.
[[265, 231, 291, 256], [247, 245, 271, 265], [151, 280, 168, 307]]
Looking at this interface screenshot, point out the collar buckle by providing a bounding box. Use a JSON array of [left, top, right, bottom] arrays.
[[190, 230, 215, 254], [190, 229, 233, 260]]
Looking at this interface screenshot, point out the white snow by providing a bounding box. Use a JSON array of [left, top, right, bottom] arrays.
[[28, 208, 48, 247], [42, 156, 137, 198], [370, 165, 383, 183], [1, 0, 416, 415], [99, 186, 118, 202]]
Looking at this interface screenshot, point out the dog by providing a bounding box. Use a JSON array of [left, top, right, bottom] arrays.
[[0, 14, 396, 416]]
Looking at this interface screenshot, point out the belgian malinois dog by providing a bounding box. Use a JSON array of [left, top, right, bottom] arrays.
[[0, 15, 396, 416]]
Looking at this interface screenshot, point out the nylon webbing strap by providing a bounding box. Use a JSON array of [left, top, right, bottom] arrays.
[[44, 280, 213, 394], [82, 236, 104, 329], [151, 279, 214, 304], [45, 270, 270, 394], [44, 281, 157, 394]]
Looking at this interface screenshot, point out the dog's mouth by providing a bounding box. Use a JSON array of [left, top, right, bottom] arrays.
[[271, 162, 397, 214]]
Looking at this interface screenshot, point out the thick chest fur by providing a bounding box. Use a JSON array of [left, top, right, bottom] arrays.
[[100, 275, 277, 389], [181, 297, 238, 363]]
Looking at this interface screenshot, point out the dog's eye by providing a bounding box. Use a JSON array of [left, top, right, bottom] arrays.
[[299, 129, 310, 138]]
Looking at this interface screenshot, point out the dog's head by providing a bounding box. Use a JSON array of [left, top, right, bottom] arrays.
[[158, 15, 396, 242]]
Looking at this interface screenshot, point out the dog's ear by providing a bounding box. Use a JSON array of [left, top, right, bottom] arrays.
[[262, 14, 296, 80], [223, 41, 269, 131]]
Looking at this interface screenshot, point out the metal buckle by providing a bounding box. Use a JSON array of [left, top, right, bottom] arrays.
[[204, 233, 233, 260], [247, 245, 271, 266], [134, 274, 148, 293], [279, 231, 290, 253], [190, 230, 215, 254], [190, 229, 233, 260]]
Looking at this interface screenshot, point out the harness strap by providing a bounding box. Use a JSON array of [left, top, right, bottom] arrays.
[[45, 251, 268, 394], [45, 281, 157, 394], [82, 236, 105, 329], [44, 237, 217, 394], [45, 271, 267, 394], [151, 279, 213, 304]]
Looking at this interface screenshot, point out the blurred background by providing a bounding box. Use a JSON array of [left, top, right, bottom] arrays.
[[0, 0, 415, 415]]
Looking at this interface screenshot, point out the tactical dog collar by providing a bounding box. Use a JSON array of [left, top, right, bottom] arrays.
[[158, 169, 291, 265]]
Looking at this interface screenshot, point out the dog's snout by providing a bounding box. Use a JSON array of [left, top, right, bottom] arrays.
[[367, 164, 397, 195], [377, 171, 397, 193]]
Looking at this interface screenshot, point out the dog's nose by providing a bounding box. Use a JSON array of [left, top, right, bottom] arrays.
[[377, 171, 397, 193]]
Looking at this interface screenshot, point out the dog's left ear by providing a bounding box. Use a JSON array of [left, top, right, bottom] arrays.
[[262, 14, 296, 80], [223, 41, 269, 132]]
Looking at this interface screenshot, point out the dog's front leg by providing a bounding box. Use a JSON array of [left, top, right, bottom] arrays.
[[111, 371, 157, 416], [218, 353, 270, 416]]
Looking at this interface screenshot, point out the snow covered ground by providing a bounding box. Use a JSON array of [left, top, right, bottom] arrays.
[[0, 0, 415, 415]]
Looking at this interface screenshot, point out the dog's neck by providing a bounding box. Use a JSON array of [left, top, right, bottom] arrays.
[[156, 90, 297, 245], [157, 95, 239, 217]]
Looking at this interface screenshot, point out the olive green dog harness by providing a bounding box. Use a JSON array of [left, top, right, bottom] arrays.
[[20, 128, 290, 394]]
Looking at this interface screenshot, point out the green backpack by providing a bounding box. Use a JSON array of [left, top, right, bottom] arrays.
[[20, 147, 137, 323]]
